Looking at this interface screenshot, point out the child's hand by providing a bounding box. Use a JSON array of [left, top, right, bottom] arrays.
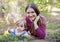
[[7, 27, 12, 33], [8, 29, 14, 33], [28, 31, 31, 35]]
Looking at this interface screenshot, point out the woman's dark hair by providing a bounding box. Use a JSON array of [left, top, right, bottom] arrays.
[[25, 3, 40, 16]]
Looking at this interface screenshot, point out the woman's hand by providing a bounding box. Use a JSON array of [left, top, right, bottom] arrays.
[[33, 16, 40, 29], [34, 16, 40, 24], [28, 31, 31, 35]]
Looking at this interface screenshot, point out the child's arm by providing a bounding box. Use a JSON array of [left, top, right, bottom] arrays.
[[8, 27, 14, 33]]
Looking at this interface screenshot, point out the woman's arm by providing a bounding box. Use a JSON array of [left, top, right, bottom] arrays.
[[34, 16, 46, 39], [35, 23, 46, 39]]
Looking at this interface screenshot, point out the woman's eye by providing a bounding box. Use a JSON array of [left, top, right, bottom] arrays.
[[31, 11, 35, 13], [27, 11, 35, 14]]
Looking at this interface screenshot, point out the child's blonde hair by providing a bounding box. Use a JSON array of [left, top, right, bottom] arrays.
[[15, 19, 26, 27]]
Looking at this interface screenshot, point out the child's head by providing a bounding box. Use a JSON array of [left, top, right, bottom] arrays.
[[16, 19, 25, 27], [15, 19, 26, 31]]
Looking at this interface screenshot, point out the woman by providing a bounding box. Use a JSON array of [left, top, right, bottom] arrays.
[[25, 3, 46, 39]]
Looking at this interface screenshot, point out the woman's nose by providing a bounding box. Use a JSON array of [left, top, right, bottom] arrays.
[[29, 13, 32, 16]]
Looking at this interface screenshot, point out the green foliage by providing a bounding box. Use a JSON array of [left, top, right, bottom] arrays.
[[48, 0, 60, 8], [2, 5, 7, 13], [29, 0, 34, 3], [5, 0, 16, 3], [2, 1, 12, 13], [35, 0, 49, 13], [53, 3, 60, 8], [0, 34, 19, 42], [14, 36, 19, 42], [0, 34, 12, 42], [0, 36, 8, 42], [54, 30, 60, 39], [0, 33, 36, 42]]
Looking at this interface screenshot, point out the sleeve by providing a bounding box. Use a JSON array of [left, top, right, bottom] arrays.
[[35, 17, 46, 39]]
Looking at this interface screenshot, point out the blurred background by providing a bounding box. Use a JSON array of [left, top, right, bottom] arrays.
[[0, 0, 60, 42]]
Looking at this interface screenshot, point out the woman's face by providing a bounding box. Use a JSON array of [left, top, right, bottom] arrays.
[[26, 8, 37, 21]]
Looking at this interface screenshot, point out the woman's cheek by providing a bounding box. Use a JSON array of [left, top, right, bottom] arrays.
[[26, 14, 29, 17], [33, 15, 36, 17]]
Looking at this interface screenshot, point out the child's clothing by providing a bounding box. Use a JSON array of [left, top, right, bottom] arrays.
[[9, 27, 29, 37]]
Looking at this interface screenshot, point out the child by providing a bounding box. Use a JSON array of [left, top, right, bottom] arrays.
[[8, 19, 30, 37]]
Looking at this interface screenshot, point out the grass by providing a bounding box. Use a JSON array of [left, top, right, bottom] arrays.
[[54, 30, 60, 39], [46, 23, 60, 41], [0, 34, 36, 42], [47, 23, 60, 29]]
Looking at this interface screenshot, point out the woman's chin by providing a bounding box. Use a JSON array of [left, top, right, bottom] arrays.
[[30, 18, 35, 22]]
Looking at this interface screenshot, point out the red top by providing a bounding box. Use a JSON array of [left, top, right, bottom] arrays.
[[25, 16, 46, 39]]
